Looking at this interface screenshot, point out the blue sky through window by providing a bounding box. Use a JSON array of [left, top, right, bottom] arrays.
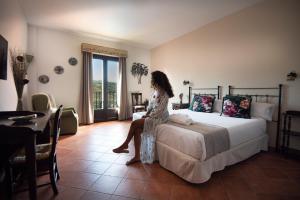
[[92, 58, 118, 81]]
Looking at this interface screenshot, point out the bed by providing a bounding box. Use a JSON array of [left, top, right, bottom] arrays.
[[133, 85, 282, 183]]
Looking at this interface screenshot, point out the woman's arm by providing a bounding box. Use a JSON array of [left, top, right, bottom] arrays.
[[145, 103, 153, 115], [142, 94, 154, 117], [149, 93, 169, 118], [142, 107, 152, 118]]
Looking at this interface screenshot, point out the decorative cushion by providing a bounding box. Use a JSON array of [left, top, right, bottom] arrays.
[[189, 95, 215, 113], [221, 96, 252, 118]]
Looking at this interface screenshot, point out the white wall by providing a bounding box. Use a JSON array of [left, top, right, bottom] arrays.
[[151, 0, 300, 147], [27, 25, 151, 115], [0, 0, 28, 111]]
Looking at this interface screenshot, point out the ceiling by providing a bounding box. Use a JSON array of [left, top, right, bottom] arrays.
[[18, 0, 263, 49]]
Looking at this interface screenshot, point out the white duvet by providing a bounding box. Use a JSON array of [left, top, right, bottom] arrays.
[[157, 109, 266, 161], [133, 109, 267, 161]]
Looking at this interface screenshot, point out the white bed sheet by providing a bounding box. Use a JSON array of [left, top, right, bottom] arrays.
[[132, 110, 266, 161], [157, 109, 266, 161]]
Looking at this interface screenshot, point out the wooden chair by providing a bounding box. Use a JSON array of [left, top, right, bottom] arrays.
[[131, 93, 146, 113], [0, 167, 8, 199], [0, 143, 24, 199], [0, 165, 12, 200], [0, 168, 4, 183], [8, 105, 63, 195]]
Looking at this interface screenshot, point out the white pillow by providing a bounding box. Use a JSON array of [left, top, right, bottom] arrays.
[[251, 102, 275, 121], [213, 99, 222, 113]]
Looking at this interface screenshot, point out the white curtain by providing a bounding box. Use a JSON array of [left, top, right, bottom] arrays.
[[117, 57, 130, 120]]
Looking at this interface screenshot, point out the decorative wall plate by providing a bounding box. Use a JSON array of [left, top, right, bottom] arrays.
[[38, 75, 49, 84], [54, 66, 64, 74], [68, 57, 78, 66]]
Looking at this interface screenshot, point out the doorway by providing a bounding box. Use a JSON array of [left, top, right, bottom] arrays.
[[92, 54, 119, 122]]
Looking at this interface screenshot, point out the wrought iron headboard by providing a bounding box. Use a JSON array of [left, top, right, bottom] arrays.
[[188, 86, 221, 105], [228, 84, 283, 151]]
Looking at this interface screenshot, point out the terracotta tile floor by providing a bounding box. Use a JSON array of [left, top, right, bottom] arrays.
[[14, 121, 300, 200]]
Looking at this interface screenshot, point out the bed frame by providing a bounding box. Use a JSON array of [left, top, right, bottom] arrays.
[[188, 86, 221, 105], [228, 84, 283, 151]]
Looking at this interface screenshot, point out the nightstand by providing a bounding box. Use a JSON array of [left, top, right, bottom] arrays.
[[172, 103, 189, 110], [282, 110, 300, 155]]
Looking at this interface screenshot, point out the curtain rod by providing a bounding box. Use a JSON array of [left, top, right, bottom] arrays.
[[81, 43, 128, 58]]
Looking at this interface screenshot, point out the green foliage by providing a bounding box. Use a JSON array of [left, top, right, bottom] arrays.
[[93, 80, 102, 92], [93, 80, 118, 109]]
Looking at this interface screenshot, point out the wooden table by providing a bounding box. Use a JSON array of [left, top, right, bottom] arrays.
[[0, 111, 51, 200]]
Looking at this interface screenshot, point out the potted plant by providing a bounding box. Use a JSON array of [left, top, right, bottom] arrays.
[[10, 49, 33, 111]]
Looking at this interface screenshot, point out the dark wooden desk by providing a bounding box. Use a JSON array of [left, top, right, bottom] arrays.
[[0, 111, 51, 200]]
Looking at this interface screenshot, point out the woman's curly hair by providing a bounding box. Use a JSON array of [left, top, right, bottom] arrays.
[[151, 71, 174, 98]]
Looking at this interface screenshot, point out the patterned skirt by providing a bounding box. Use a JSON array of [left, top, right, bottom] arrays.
[[140, 117, 167, 163]]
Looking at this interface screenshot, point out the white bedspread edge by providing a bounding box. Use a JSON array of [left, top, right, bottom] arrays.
[[156, 134, 268, 183]]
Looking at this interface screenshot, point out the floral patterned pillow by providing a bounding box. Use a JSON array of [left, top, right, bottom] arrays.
[[221, 96, 252, 118], [189, 95, 215, 113]]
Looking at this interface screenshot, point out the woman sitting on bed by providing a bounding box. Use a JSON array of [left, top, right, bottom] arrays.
[[113, 70, 174, 165]]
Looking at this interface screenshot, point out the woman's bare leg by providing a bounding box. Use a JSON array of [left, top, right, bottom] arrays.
[[126, 127, 143, 165], [113, 119, 145, 154]]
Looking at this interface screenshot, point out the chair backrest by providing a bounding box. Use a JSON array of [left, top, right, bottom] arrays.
[[131, 93, 143, 106], [50, 105, 63, 159], [32, 93, 51, 112]]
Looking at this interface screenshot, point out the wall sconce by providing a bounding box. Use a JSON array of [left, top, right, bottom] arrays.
[[287, 71, 297, 81], [183, 80, 190, 85]]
